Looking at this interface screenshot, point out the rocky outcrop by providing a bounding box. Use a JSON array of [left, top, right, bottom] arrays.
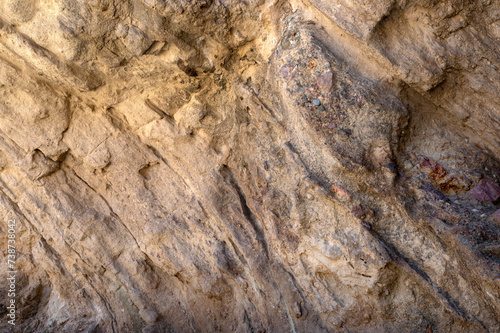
[[0, 0, 499, 332]]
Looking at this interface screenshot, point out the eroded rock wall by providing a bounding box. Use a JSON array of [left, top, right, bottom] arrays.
[[0, 0, 499, 332]]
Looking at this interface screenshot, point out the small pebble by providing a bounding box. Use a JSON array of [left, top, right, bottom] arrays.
[[313, 99, 320, 106], [404, 160, 413, 170]]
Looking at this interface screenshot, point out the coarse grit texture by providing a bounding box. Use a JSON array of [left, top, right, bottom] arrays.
[[0, 0, 499, 332]]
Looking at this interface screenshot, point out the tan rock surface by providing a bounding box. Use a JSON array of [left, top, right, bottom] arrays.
[[0, 0, 499, 332]]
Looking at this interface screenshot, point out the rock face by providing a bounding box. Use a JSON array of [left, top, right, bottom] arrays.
[[0, 0, 499, 332]]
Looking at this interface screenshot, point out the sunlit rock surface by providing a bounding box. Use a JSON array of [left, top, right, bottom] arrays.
[[0, 0, 499, 332]]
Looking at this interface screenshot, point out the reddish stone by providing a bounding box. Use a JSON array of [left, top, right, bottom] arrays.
[[419, 157, 446, 179], [316, 71, 333, 91], [352, 205, 365, 219], [331, 185, 351, 200], [468, 179, 500, 203], [490, 209, 500, 224]]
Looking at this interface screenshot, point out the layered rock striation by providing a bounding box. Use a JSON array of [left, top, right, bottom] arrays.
[[0, 0, 499, 332]]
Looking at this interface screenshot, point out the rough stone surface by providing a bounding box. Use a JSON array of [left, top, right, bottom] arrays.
[[0, 0, 499, 332], [469, 179, 500, 203]]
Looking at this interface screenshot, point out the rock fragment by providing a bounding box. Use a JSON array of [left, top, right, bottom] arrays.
[[490, 209, 500, 225], [468, 179, 500, 203], [331, 184, 351, 200]]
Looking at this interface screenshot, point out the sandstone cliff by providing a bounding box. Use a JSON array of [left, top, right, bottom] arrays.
[[0, 0, 499, 332]]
